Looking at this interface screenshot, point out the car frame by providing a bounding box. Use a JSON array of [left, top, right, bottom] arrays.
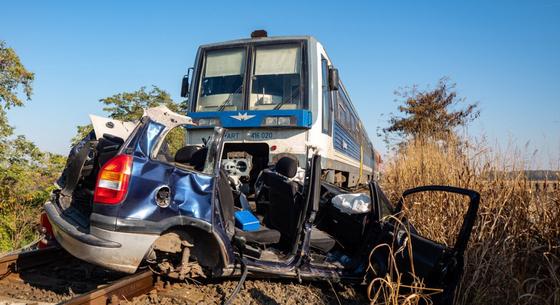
[[44, 106, 479, 304]]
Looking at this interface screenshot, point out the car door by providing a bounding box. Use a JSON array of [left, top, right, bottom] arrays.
[[166, 127, 226, 231], [298, 154, 322, 259], [369, 182, 480, 305]]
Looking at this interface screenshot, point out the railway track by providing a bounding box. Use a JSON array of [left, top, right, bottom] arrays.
[[0, 246, 368, 305], [0, 246, 155, 305], [61, 271, 153, 305]]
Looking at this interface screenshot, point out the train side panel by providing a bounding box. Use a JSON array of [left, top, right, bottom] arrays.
[[311, 42, 375, 186]]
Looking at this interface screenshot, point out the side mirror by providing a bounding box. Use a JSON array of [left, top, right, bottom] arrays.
[[328, 67, 339, 91], [180, 75, 189, 97]]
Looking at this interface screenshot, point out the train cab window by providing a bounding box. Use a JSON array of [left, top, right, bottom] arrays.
[[196, 48, 246, 112], [249, 44, 304, 110], [321, 57, 332, 134]]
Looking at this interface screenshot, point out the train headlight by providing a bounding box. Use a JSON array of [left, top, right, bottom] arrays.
[[196, 118, 221, 127], [262, 116, 296, 127], [277, 116, 293, 126], [263, 117, 278, 126]]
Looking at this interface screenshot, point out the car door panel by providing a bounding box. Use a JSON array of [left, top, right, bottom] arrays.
[[367, 182, 480, 304], [170, 168, 214, 221]]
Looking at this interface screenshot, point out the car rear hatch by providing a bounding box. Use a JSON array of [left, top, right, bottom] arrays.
[[54, 116, 137, 223]]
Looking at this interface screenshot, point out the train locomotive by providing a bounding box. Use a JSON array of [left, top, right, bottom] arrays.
[[182, 31, 380, 191]]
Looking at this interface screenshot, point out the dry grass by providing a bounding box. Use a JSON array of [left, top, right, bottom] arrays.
[[367, 216, 443, 305], [370, 138, 560, 305]]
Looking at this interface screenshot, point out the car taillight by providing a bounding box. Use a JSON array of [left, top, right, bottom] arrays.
[[38, 212, 54, 249], [94, 154, 133, 205], [39, 212, 53, 237]]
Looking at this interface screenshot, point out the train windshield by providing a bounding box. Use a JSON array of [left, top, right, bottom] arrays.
[[249, 44, 304, 110], [196, 48, 246, 112], [194, 43, 305, 112]]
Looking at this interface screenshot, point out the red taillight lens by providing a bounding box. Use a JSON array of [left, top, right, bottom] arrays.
[[38, 212, 54, 249], [94, 154, 133, 205], [39, 212, 53, 236]]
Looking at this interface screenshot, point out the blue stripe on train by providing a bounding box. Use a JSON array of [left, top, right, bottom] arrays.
[[186, 109, 312, 129], [333, 121, 361, 160]]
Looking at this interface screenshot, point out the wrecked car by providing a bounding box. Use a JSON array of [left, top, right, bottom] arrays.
[[43, 106, 479, 304]]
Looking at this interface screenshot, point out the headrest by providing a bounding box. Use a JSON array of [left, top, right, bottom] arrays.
[[101, 133, 124, 145], [275, 156, 298, 178], [175, 146, 200, 164], [190, 147, 208, 171]]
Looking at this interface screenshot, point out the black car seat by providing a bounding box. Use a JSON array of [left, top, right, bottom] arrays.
[[217, 168, 280, 245], [189, 147, 208, 172], [261, 157, 302, 248], [174, 145, 200, 165], [96, 133, 124, 166], [309, 227, 336, 253], [263, 157, 336, 252]]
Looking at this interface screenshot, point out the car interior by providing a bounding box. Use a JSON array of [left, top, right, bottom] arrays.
[[64, 125, 376, 272], [200, 151, 376, 269], [57, 132, 126, 217], [172, 143, 468, 298]]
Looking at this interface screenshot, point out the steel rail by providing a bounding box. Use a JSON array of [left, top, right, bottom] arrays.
[[62, 270, 154, 305], [0, 246, 63, 278], [2, 247, 155, 305]]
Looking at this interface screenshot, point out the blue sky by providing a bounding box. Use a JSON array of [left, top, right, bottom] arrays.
[[2, 1, 559, 168]]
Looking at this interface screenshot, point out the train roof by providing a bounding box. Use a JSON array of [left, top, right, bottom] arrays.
[[198, 35, 319, 49]]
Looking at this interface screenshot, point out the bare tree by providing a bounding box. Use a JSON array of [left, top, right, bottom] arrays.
[[382, 77, 479, 145]]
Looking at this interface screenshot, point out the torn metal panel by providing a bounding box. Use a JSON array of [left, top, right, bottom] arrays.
[[89, 114, 137, 140], [143, 105, 194, 128]]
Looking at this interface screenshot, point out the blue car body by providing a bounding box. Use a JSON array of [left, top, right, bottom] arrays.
[[44, 106, 479, 305]]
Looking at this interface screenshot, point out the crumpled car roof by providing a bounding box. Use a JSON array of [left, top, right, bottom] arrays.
[[89, 105, 195, 141], [143, 105, 194, 128]]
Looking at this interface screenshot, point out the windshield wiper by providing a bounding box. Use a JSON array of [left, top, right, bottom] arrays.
[[217, 85, 243, 111], [273, 88, 300, 110]]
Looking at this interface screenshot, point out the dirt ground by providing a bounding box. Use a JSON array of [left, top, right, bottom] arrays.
[[0, 254, 124, 303], [0, 252, 369, 305], [123, 278, 369, 305]]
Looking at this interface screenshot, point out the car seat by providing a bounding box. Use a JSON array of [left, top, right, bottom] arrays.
[[174, 145, 201, 164], [262, 157, 336, 252], [217, 168, 281, 246]]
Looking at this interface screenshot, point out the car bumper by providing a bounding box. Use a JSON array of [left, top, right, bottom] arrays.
[[44, 201, 158, 273]]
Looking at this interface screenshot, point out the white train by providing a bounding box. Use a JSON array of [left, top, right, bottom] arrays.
[[181, 31, 380, 190]]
